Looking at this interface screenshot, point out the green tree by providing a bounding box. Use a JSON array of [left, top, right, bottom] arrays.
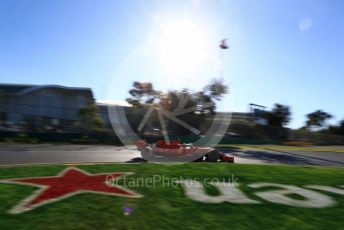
[[305, 110, 332, 130], [340, 120, 344, 134], [265, 104, 291, 127], [125, 79, 229, 135], [322, 119, 344, 135], [126, 78, 228, 115], [126, 82, 160, 108], [75, 104, 104, 132], [204, 78, 229, 100], [198, 78, 229, 114]]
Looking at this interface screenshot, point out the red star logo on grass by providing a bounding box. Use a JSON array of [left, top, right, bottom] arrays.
[[0, 167, 142, 214]]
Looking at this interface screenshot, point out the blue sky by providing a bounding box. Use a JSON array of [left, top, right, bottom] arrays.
[[0, 0, 343, 129]]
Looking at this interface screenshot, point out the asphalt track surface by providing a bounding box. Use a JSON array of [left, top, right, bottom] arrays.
[[0, 143, 343, 166], [218, 147, 344, 167]]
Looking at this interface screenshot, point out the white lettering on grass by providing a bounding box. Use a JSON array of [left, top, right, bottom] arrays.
[[248, 183, 335, 208], [178, 181, 341, 208], [178, 180, 259, 204], [305, 185, 344, 196]]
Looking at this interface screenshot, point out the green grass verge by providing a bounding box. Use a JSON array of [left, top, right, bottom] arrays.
[[0, 163, 343, 229]]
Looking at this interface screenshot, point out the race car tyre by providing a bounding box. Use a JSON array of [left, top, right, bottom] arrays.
[[219, 153, 224, 161], [193, 156, 205, 162], [141, 147, 153, 161], [206, 150, 220, 162]]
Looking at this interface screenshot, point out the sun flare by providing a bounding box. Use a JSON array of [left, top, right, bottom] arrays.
[[154, 19, 210, 77]]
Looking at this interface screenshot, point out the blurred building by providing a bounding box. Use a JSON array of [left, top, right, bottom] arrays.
[[96, 100, 132, 129], [0, 84, 94, 131]]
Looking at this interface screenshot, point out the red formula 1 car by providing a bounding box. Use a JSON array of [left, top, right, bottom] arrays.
[[135, 139, 234, 163]]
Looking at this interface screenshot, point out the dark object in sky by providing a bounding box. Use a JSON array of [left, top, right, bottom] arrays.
[[220, 39, 228, 49]]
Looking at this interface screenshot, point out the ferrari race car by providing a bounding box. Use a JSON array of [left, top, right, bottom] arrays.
[[135, 140, 234, 163]]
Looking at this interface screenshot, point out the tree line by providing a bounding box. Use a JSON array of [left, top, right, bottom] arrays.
[[259, 104, 344, 135], [76, 80, 344, 138]]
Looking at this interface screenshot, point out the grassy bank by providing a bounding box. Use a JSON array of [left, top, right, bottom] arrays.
[[0, 163, 343, 229]]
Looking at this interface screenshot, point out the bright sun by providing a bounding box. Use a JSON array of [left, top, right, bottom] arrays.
[[154, 19, 210, 78]]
